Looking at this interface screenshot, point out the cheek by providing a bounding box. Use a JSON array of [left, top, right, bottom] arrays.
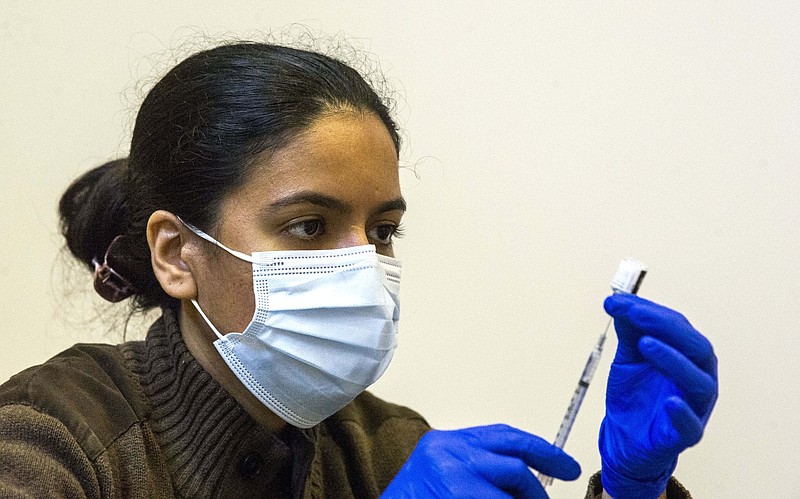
[[204, 257, 257, 333], [229, 263, 257, 331]]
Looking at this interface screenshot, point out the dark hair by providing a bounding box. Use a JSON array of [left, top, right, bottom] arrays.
[[59, 42, 400, 311]]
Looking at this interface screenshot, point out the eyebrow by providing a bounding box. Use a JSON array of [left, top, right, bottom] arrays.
[[266, 191, 407, 214]]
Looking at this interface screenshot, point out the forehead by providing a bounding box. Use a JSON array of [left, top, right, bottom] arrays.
[[223, 112, 401, 215]]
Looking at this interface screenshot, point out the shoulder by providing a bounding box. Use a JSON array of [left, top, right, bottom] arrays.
[[313, 392, 430, 490], [0, 342, 148, 460], [325, 391, 430, 455], [332, 390, 429, 432]]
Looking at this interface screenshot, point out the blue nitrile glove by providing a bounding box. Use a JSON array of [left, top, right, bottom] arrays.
[[600, 294, 718, 499], [382, 424, 581, 498]]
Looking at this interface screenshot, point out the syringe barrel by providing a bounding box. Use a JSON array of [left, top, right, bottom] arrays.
[[538, 258, 647, 490], [552, 339, 603, 449], [552, 384, 587, 449]]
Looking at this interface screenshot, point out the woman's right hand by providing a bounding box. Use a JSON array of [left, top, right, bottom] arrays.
[[382, 424, 580, 498]]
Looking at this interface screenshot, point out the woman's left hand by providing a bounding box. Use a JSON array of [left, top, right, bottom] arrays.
[[599, 294, 718, 499]]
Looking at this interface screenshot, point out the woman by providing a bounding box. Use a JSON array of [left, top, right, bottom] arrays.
[[0, 42, 717, 498]]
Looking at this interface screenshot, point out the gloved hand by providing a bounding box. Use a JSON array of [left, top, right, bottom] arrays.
[[382, 424, 581, 498], [600, 294, 718, 499]]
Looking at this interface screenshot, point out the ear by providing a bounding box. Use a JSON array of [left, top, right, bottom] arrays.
[[146, 210, 197, 300]]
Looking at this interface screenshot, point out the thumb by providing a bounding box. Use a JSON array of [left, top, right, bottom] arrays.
[[651, 397, 704, 456]]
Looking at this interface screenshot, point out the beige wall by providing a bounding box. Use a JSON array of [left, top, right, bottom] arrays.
[[2, 2, 798, 497]]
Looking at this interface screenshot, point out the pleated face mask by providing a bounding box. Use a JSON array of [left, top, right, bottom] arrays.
[[183, 221, 401, 428]]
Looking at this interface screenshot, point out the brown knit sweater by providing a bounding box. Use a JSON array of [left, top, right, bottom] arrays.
[[0, 309, 430, 497], [0, 309, 690, 498]]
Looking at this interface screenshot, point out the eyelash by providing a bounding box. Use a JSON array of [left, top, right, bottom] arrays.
[[284, 219, 405, 245], [285, 219, 325, 240], [370, 223, 405, 245]]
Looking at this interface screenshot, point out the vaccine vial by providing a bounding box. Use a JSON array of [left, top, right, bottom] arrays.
[[610, 258, 648, 295]]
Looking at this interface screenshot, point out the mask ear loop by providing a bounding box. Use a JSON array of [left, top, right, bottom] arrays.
[[177, 216, 255, 263], [190, 299, 225, 341], [176, 216, 253, 340]]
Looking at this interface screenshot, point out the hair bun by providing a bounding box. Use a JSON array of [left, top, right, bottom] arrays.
[[58, 158, 130, 272]]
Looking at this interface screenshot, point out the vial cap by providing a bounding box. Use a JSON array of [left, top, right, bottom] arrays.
[[611, 258, 648, 295]]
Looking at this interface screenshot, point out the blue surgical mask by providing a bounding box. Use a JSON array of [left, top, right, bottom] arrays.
[[183, 220, 401, 428]]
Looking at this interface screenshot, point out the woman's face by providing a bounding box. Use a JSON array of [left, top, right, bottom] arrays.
[[187, 111, 404, 336]]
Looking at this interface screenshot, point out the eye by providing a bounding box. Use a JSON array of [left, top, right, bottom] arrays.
[[285, 219, 325, 240], [368, 223, 404, 245]]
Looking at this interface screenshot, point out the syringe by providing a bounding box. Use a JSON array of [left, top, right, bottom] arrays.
[[537, 258, 648, 489]]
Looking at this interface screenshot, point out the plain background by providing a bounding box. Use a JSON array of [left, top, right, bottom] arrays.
[[1, 2, 798, 497]]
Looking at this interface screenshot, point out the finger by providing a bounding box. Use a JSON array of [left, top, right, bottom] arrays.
[[443, 475, 517, 499], [651, 397, 705, 454], [605, 294, 717, 375], [461, 425, 581, 481], [471, 451, 548, 499], [639, 336, 718, 417]]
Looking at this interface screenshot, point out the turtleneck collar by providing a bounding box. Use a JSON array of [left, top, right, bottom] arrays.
[[121, 308, 317, 498]]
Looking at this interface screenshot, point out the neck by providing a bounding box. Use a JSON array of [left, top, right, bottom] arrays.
[[178, 300, 288, 433]]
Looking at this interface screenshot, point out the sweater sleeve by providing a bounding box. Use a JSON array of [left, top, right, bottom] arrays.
[[0, 404, 99, 498]]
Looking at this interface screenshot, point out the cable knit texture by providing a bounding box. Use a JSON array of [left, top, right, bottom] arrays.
[[0, 309, 429, 498], [0, 309, 692, 498]]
